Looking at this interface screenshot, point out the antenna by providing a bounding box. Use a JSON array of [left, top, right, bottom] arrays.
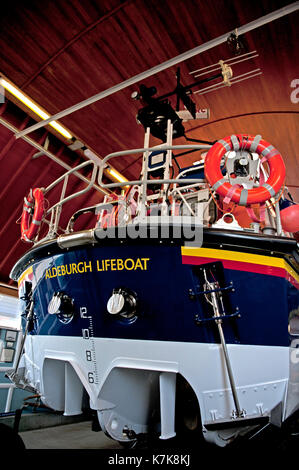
[[189, 50, 261, 96], [132, 49, 261, 140], [194, 69, 262, 96], [189, 50, 258, 76]]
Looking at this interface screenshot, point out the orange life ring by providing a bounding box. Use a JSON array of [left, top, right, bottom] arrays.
[[21, 188, 44, 242], [204, 134, 285, 206]]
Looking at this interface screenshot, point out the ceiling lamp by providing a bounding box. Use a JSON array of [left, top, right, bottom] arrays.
[[1, 77, 129, 186], [106, 167, 129, 184], [0, 77, 72, 140]]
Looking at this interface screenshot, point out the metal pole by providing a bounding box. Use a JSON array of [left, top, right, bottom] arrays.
[[206, 272, 245, 418], [275, 199, 283, 236], [15, 2, 299, 139], [10, 300, 34, 378], [141, 128, 150, 217], [216, 320, 243, 417]]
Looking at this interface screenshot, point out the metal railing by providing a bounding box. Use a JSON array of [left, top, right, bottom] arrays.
[[33, 142, 211, 242], [97, 144, 211, 189], [30, 140, 286, 243], [38, 160, 98, 241]]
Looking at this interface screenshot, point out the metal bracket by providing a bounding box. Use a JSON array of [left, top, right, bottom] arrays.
[[32, 135, 50, 159], [194, 308, 240, 325], [231, 408, 247, 419], [189, 281, 234, 300]]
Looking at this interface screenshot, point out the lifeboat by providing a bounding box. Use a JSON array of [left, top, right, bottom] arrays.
[[8, 124, 299, 449]]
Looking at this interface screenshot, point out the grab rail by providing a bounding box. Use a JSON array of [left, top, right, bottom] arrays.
[[97, 144, 211, 189], [35, 143, 211, 242], [40, 160, 98, 241]]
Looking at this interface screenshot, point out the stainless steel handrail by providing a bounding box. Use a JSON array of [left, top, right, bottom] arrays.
[[97, 144, 211, 189], [45, 160, 98, 213]]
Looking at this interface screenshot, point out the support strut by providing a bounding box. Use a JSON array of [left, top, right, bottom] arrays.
[[203, 269, 245, 419]]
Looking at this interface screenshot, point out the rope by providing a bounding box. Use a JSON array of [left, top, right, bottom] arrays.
[[208, 185, 236, 214]]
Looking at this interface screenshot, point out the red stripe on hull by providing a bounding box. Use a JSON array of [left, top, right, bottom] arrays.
[[182, 255, 299, 289]]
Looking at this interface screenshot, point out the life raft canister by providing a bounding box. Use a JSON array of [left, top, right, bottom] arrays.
[[204, 134, 286, 206], [21, 188, 44, 242]]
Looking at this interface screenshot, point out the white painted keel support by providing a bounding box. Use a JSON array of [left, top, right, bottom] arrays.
[[64, 362, 83, 416], [159, 372, 177, 439]]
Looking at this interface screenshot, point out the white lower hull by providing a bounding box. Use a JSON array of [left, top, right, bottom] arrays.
[[18, 335, 299, 445]]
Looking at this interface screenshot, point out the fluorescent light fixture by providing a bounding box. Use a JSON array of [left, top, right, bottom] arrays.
[[106, 167, 128, 183], [0, 78, 72, 140], [1, 76, 129, 184]]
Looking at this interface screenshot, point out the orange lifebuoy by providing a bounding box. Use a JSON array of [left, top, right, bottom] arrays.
[[204, 134, 286, 206], [21, 188, 44, 242]]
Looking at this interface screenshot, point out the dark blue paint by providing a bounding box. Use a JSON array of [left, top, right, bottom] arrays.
[[27, 244, 297, 347]]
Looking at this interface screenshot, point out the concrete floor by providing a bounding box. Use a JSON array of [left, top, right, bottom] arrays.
[[13, 411, 299, 454], [19, 420, 122, 450], [14, 418, 299, 465], [17, 420, 296, 467]]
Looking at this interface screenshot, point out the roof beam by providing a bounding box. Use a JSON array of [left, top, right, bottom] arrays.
[[0, 116, 30, 162], [14, 1, 299, 139], [0, 116, 110, 196]]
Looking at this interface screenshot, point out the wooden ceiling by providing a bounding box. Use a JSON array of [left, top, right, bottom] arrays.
[[0, 0, 298, 285]]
